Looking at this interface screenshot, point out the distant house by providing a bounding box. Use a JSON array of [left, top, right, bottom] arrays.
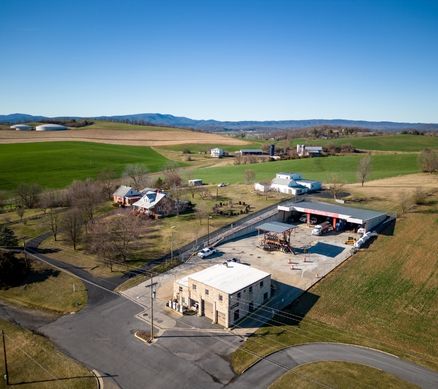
[[296, 144, 323, 157], [255, 172, 321, 196], [113, 185, 142, 206], [210, 148, 225, 158], [237, 149, 264, 156], [188, 179, 203, 186], [132, 190, 190, 218]]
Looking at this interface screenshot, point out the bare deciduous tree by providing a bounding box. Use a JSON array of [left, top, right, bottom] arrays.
[[244, 169, 256, 184], [357, 154, 372, 187], [419, 149, 438, 173], [87, 214, 143, 270], [123, 164, 149, 190], [62, 208, 83, 250], [15, 183, 42, 209], [68, 179, 103, 226], [163, 164, 183, 216], [48, 208, 60, 241], [97, 168, 117, 200], [327, 174, 345, 200], [15, 206, 25, 222]]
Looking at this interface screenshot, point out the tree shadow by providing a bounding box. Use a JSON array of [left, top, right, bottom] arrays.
[[33, 247, 61, 254]]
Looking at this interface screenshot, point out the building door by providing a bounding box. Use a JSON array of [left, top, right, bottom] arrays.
[[217, 311, 226, 327], [204, 301, 213, 320], [233, 309, 240, 323]]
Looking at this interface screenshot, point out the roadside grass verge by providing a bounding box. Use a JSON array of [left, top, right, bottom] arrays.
[[0, 319, 95, 389], [0, 258, 87, 314], [269, 361, 418, 389], [0, 141, 175, 191], [289, 134, 438, 152], [232, 198, 438, 373], [195, 153, 420, 185]]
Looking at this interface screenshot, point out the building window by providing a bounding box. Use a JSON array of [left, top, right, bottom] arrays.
[[263, 292, 268, 301], [260, 281, 264, 288], [178, 286, 183, 292], [233, 309, 240, 322], [237, 292, 241, 299], [249, 302, 254, 312], [218, 295, 223, 302], [249, 286, 253, 293], [192, 284, 197, 290], [205, 289, 209, 295]]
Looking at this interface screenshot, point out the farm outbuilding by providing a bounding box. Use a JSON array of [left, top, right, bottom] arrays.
[[188, 179, 203, 186], [35, 124, 68, 131], [278, 200, 387, 232], [11, 124, 33, 131]]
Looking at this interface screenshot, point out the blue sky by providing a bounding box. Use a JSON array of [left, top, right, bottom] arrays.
[[1, 0, 437, 122]]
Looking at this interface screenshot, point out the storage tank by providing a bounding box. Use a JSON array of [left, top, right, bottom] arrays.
[[11, 124, 33, 131], [35, 124, 68, 131]]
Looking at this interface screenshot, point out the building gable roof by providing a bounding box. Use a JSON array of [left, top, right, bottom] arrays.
[[133, 191, 167, 209], [113, 185, 141, 198]]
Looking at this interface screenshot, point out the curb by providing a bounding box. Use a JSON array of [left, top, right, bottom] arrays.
[[92, 369, 104, 389]]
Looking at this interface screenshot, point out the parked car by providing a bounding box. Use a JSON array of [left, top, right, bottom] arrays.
[[197, 247, 216, 258], [311, 221, 333, 236], [299, 214, 317, 224]]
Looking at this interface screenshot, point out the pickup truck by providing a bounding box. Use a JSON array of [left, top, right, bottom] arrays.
[[197, 247, 216, 258]]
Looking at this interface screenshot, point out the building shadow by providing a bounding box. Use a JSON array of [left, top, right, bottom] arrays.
[[235, 281, 319, 329]]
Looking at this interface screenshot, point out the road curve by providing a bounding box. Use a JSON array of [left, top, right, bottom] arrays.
[[229, 343, 438, 389]]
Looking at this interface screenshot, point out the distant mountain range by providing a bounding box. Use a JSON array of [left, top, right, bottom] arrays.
[[1, 112, 438, 132]]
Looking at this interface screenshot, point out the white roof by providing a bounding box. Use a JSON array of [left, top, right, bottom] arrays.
[[11, 124, 32, 130], [183, 263, 270, 295], [133, 191, 166, 209], [35, 124, 68, 131]]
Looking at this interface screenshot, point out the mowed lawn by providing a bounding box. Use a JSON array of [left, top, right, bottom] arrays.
[[0, 141, 173, 190], [270, 361, 418, 389], [0, 319, 95, 389], [196, 153, 420, 184], [232, 201, 438, 373], [289, 134, 438, 152]]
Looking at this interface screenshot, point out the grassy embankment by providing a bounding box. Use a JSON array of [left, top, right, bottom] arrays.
[[0, 141, 174, 191], [269, 361, 418, 389], [195, 153, 420, 185], [232, 193, 438, 373], [0, 319, 95, 389], [289, 134, 438, 152], [0, 259, 87, 314]]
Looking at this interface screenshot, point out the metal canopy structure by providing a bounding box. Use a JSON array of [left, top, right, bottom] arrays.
[[256, 221, 296, 234], [257, 222, 296, 254]]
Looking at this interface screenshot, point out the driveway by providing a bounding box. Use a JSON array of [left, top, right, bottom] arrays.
[[40, 283, 242, 388], [229, 343, 438, 389]]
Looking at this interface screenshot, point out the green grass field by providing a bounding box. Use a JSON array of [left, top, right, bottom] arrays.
[[195, 153, 420, 184], [269, 361, 418, 389], [289, 134, 438, 152], [0, 141, 175, 191], [232, 197, 438, 373]]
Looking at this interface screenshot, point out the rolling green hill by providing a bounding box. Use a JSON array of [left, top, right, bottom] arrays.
[[0, 141, 174, 191], [194, 153, 420, 184], [289, 134, 438, 152]]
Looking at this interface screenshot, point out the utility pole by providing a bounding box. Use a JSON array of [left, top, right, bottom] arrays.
[[150, 273, 155, 341], [2, 330, 9, 386], [207, 215, 211, 246]]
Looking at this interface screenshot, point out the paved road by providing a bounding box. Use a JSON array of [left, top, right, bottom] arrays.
[[229, 343, 438, 389], [40, 286, 242, 389]]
